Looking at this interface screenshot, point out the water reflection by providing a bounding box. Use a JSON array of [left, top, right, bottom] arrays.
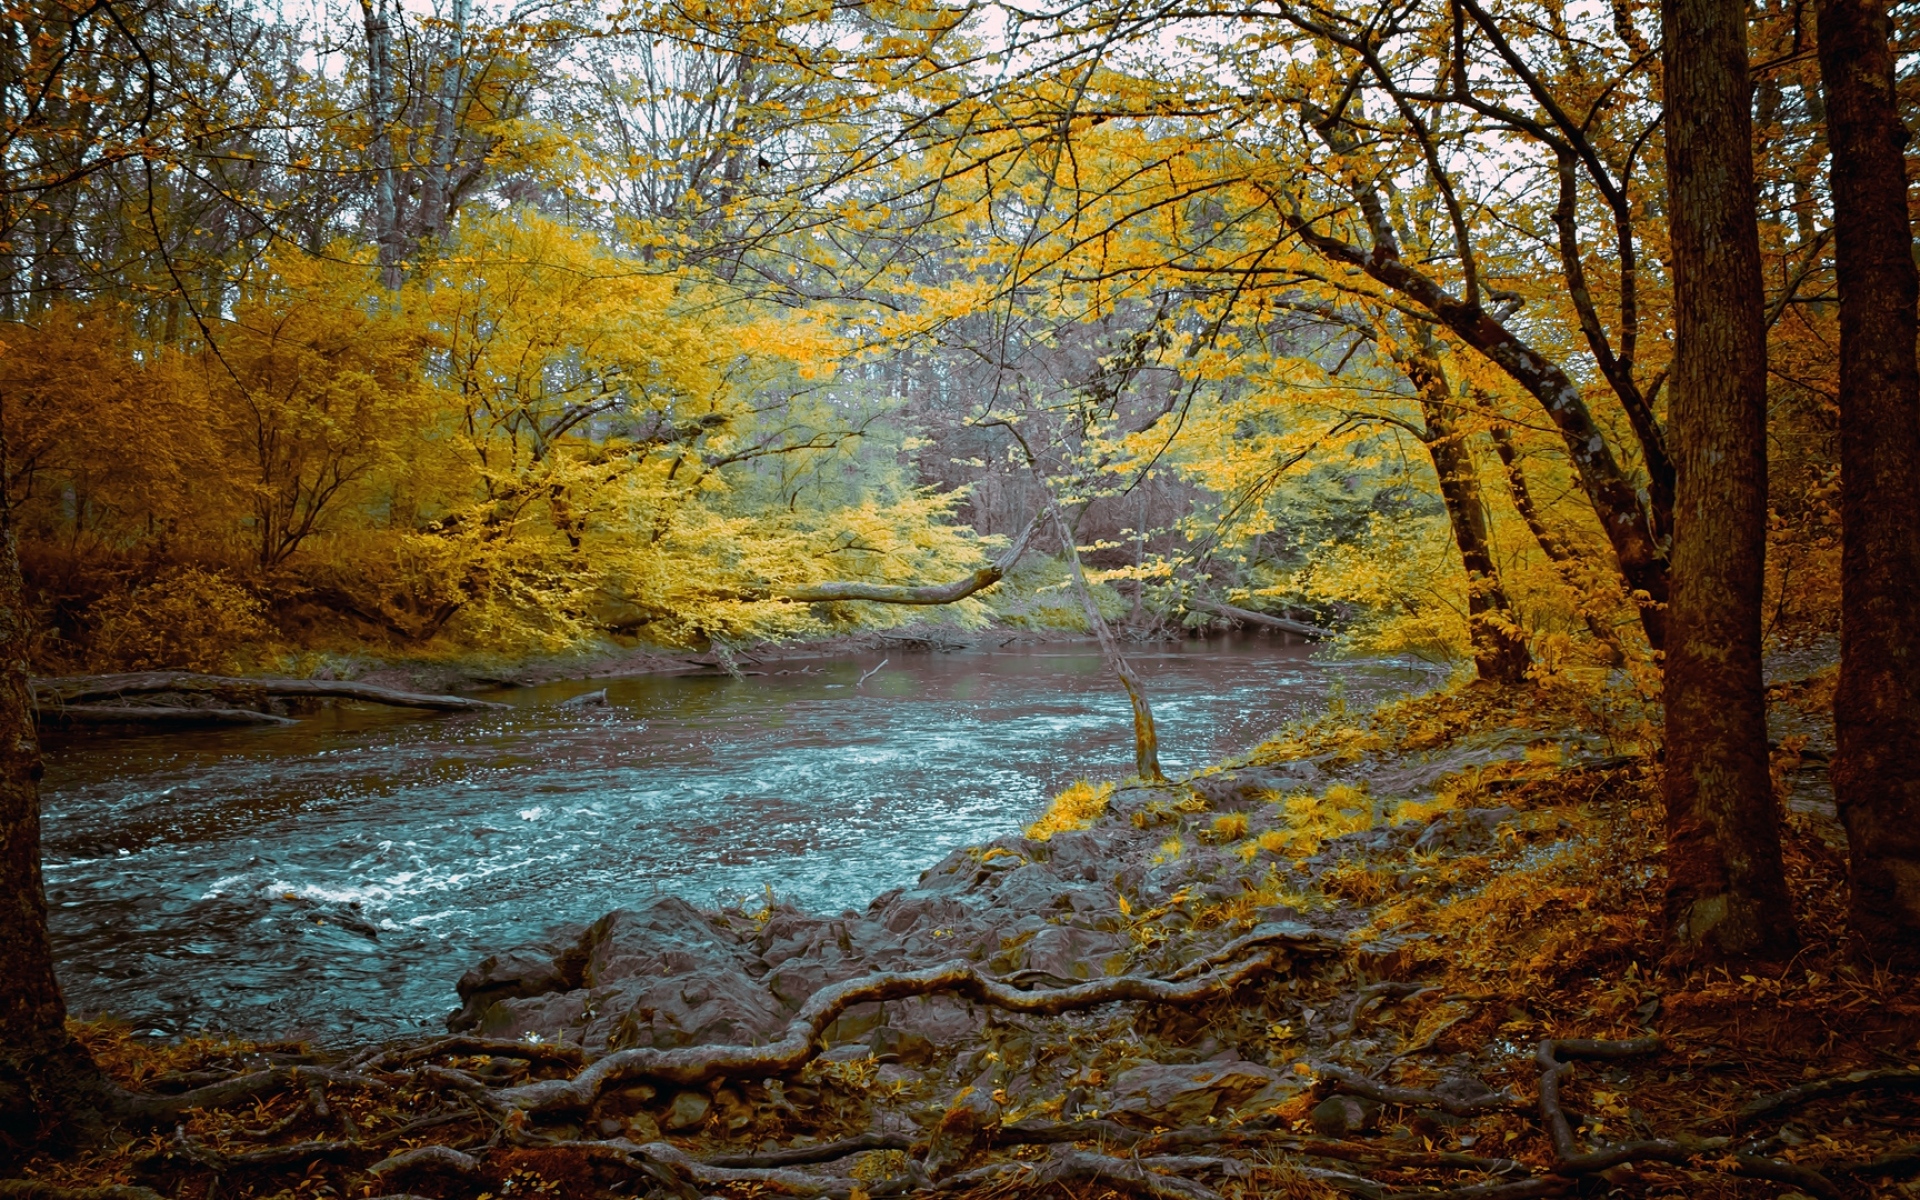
[[40, 637, 1439, 1044]]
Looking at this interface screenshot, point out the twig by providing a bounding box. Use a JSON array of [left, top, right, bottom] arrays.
[[856, 658, 889, 687]]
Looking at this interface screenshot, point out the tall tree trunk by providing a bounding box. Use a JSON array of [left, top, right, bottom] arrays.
[[1400, 344, 1531, 684], [1659, 0, 1796, 959], [1815, 0, 1920, 963], [0, 523, 100, 1153]]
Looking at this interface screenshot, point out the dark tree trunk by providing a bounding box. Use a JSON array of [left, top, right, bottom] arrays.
[[0, 526, 100, 1153], [1658, 0, 1796, 959], [1401, 347, 1531, 684], [1816, 0, 1920, 963]]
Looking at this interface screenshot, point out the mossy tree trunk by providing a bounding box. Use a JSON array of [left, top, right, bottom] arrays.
[[1816, 0, 1920, 964], [1658, 0, 1796, 960]]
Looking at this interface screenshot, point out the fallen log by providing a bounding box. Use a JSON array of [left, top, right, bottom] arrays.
[[39, 704, 299, 727], [1187, 598, 1333, 639], [33, 672, 504, 713]]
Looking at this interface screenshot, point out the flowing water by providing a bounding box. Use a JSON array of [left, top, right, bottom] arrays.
[[40, 638, 1440, 1045]]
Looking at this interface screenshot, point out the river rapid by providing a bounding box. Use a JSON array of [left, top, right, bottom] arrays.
[[41, 637, 1440, 1046]]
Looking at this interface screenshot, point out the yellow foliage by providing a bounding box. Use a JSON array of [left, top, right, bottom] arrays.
[[1027, 780, 1113, 840], [86, 569, 272, 674], [1209, 812, 1248, 841]]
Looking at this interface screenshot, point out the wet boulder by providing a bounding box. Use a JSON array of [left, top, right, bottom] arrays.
[[1105, 1061, 1299, 1127], [450, 897, 791, 1052], [449, 922, 593, 1030], [1014, 924, 1130, 980]]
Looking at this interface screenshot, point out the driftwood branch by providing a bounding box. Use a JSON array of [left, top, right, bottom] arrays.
[[768, 511, 1041, 606], [1187, 597, 1333, 639], [494, 950, 1298, 1113]]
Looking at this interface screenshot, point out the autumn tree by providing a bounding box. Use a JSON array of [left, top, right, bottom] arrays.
[[1815, 0, 1920, 962], [1658, 0, 1796, 959]]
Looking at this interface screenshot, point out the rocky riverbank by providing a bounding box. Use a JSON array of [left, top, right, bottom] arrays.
[[438, 685, 1644, 1147]]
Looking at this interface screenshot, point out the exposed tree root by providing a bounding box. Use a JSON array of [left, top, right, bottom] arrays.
[[943, 1150, 1226, 1200], [0, 1184, 167, 1200], [1314, 1063, 1523, 1116], [704, 1132, 915, 1169], [346, 1035, 586, 1072], [494, 950, 1302, 1113], [367, 1144, 487, 1181], [35, 935, 1908, 1200], [117, 1065, 392, 1125], [1728, 1066, 1920, 1130]]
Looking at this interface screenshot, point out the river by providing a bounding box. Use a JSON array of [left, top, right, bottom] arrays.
[[40, 637, 1440, 1045]]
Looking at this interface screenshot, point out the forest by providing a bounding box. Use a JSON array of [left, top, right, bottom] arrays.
[[0, 0, 1917, 1195]]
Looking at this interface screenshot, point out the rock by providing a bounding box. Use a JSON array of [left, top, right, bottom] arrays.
[[878, 994, 983, 1048], [925, 1079, 1002, 1176], [629, 1105, 668, 1136], [559, 688, 609, 707], [1191, 765, 1320, 810], [1107, 1061, 1290, 1127], [874, 1063, 923, 1088], [1036, 830, 1115, 881], [452, 897, 794, 1051], [663, 1091, 711, 1131], [713, 1087, 752, 1133], [1016, 925, 1130, 980], [991, 863, 1068, 913], [870, 1024, 936, 1066], [448, 923, 592, 1030], [624, 1111, 662, 1140], [1412, 806, 1519, 855], [1311, 1093, 1382, 1137], [1432, 1070, 1500, 1108]]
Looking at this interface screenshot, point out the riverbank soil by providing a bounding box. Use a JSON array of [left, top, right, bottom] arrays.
[[9, 673, 1918, 1199]]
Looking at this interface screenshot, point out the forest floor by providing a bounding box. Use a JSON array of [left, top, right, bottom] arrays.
[[9, 665, 1919, 1200]]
